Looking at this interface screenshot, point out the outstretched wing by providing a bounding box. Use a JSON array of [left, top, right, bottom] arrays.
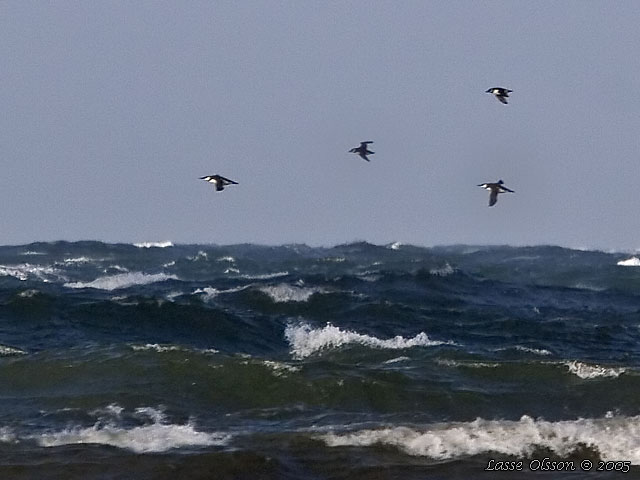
[[497, 95, 508, 104], [218, 176, 238, 185], [500, 185, 514, 193], [489, 190, 498, 206], [359, 152, 371, 162]]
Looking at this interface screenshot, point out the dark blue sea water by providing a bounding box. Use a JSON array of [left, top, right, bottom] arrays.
[[1, 241, 640, 479]]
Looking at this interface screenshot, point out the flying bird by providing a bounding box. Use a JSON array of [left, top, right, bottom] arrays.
[[200, 175, 238, 191], [478, 180, 515, 206], [486, 87, 513, 104], [349, 141, 375, 162]]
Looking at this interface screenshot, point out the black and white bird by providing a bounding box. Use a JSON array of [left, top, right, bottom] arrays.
[[486, 87, 513, 104], [349, 141, 375, 162], [200, 175, 238, 191], [478, 180, 514, 206]]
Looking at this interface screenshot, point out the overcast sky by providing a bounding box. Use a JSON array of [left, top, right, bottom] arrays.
[[2, 1, 639, 250]]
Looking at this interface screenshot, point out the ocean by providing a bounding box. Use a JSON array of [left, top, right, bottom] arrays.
[[1, 240, 639, 479]]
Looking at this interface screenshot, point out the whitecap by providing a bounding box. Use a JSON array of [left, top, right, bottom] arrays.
[[35, 415, 228, 453], [285, 322, 452, 359], [259, 284, 324, 303], [193, 285, 250, 301], [241, 271, 289, 280], [0, 264, 65, 282], [617, 257, 640, 267], [130, 344, 219, 355], [0, 345, 27, 356], [320, 414, 640, 463], [496, 346, 552, 356], [64, 272, 178, 291], [216, 256, 236, 263], [566, 361, 626, 379], [60, 257, 96, 265], [429, 263, 455, 277], [133, 241, 174, 248], [188, 251, 208, 261], [382, 356, 411, 365], [436, 358, 499, 369], [262, 360, 301, 376]]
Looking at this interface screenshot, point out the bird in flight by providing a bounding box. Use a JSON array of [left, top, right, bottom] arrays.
[[478, 180, 515, 206], [486, 87, 513, 105], [349, 141, 375, 162], [200, 175, 239, 191]]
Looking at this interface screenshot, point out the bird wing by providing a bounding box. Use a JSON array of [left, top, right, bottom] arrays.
[[359, 152, 371, 161], [217, 176, 238, 185], [489, 190, 498, 206], [500, 185, 514, 193], [497, 95, 508, 104]]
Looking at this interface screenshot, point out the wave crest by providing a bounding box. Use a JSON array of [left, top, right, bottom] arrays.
[[321, 414, 640, 463], [64, 272, 178, 291], [285, 322, 450, 359]]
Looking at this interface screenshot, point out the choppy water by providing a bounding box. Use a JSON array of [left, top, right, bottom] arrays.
[[1, 241, 640, 479]]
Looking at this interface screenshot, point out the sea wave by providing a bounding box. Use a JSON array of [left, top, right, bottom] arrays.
[[0, 263, 65, 282], [321, 414, 640, 463], [31, 406, 228, 453], [133, 241, 174, 248], [259, 284, 325, 303], [565, 361, 626, 379], [285, 322, 451, 359], [64, 272, 178, 291], [0, 345, 27, 356], [617, 257, 640, 267]]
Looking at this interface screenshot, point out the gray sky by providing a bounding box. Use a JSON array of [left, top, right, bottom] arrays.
[[2, 1, 639, 249]]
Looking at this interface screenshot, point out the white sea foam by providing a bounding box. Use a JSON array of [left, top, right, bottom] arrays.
[[60, 256, 95, 265], [0, 345, 27, 356], [388, 242, 403, 250], [321, 414, 640, 463], [217, 256, 236, 263], [241, 271, 289, 280], [259, 284, 324, 303], [193, 285, 250, 301], [20, 251, 45, 256], [130, 344, 219, 355], [35, 414, 228, 453], [262, 360, 301, 376], [134, 241, 174, 248], [429, 263, 455, 277], [514, 346, 552, 356], [617, 257, 640, 267], [104, 265, 129, 273], [64, 272, 178, 291], [383, 356, 411, 365], [285, 323, 451, 359], [0, 264, 65, 282], [436, 359, 500, 369], [18, 289, 40, 297], [322, 256, 346, 263], [566, 361, 626, 379], [496, 346, 552, 356], [188, 251, 208, 261]]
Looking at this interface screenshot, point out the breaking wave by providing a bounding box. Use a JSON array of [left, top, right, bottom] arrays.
[[64, 272, 178, 291], [617, 257, 640, 267], [285, 322, 451, 359], [31, 406, 228, 453], [565, 361, 626, 379], [321, 414, 640, 463], [259, 284, 325, 303], [133, 241, 174, 249]]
